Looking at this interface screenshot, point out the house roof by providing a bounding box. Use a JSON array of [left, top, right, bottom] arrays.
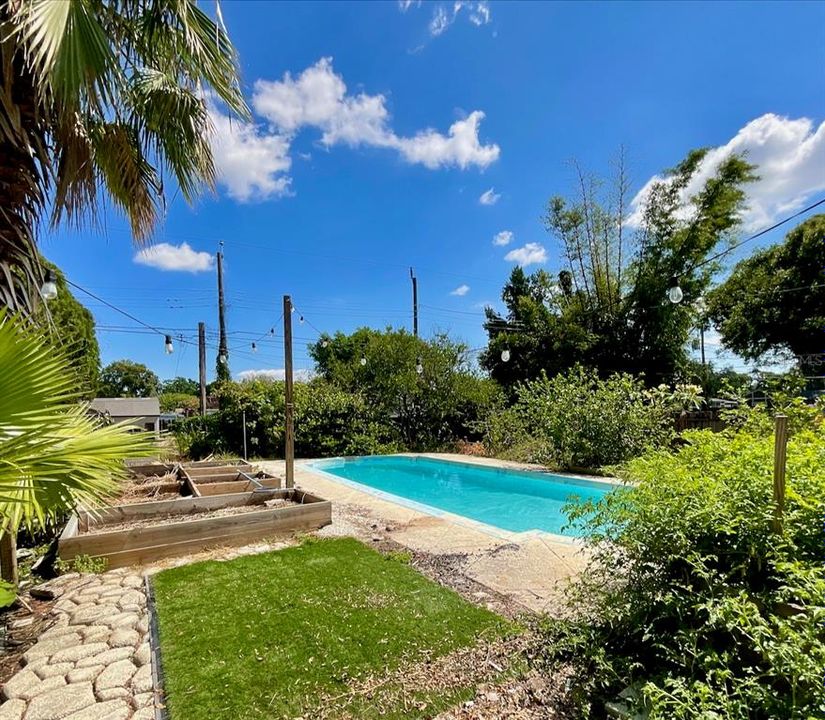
[[90, 397, 161, 417]]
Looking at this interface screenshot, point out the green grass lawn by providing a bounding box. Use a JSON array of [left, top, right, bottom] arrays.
[[152, 537, 511, 720]]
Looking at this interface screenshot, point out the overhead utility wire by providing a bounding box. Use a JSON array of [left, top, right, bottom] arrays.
[[685, 196, 825, 275]]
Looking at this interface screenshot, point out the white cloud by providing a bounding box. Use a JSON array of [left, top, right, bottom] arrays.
[[429, 6, 450, 35], [238, 368, 313, 382], [450, 284, 470, 296], [505, 242, 547, 266], [250, 58, 498, 171], [493, 230, 513, 246], [628, 114, 825, 232], [133, 242, 214, 273], [393, 111, 499, 169], [398, 0, 420, 11], [479, 187, 500, 205], [208, 103, 292, 202], [427, 2, 491, 36]]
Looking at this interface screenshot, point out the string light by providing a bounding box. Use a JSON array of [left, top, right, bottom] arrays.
[[164, 335, 174, 354], [415, 357, 424, 375], [251, 342, 257, 353], [218, 352, 228, 365], [360, 356, 367, 366], [667, 276, 684, 304], [40, 270, 58, 301], [500, 348, 511, 362]]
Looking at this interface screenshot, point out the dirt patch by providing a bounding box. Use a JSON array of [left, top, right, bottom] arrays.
[[0, 594, 57, 684], [316, 632, 573, 720], [113, 473, 183, 505], [84, 499, 293, 534]]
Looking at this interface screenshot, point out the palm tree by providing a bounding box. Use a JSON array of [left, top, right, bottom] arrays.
[[0, 0, 247, 311], [0, 310, 152, 582]]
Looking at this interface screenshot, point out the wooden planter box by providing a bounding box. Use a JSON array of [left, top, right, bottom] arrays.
[[58, 489, 331, 569], [180, 464, 282, 498]]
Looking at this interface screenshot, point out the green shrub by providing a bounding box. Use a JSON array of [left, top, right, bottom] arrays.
[[173, 379, 399, 459], [485, 367, 697, 469], [539, 417, 825, 718]]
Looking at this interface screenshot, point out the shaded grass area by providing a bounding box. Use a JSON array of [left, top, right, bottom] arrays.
[[153, 537, 512, 719]]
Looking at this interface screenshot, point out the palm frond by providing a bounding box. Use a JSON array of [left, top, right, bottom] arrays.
[[0, 311, 153, 533]]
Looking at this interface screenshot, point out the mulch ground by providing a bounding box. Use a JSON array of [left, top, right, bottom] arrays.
[[0, 593, 58, 684]]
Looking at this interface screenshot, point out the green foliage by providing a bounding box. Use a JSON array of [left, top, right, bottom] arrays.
[[161, 377, 199, 395], [173, 379, 399, 459], [708, 214, 825, 366], [310, 328, 502, 450], [482, 150, 756, 385], [539, 412, 825, 718], [484, 367, 698, 469], [57, 554, 108, 575], [153, 538, 510, 720], [36, 261, 100, 396], [0, 580, 16, 608], [159, 392, 199, 414], [98, 359, 160, 398], [0, 311, 153, 534]]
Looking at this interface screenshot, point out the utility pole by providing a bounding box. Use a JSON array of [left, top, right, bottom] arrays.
[[216, 243, 229, 376], [198, 322, 207, 416], [283, 295, 295, 489], [410, 267, 418, 338]]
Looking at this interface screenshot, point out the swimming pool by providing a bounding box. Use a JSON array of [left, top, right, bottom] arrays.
[[307, 455, 616, 537]]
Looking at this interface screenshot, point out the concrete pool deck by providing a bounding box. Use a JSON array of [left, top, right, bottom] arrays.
[[258, 454, 604, 614]]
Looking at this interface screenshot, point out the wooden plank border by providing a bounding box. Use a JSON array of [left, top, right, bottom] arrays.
[[58, 490, 331, 569]]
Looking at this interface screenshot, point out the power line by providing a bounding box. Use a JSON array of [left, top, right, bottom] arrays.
[[687, 196, 825, 275]]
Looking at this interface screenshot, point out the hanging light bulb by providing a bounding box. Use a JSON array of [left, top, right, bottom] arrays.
[[667, 276, 684, 304], [251, 342, 257, 353], [269, 327, 275, 335], [415, 357, 424, 375], [218, 352, 228, 365], [360, 356, 367, 366], [164, 335, 174, 354], [39, 269, 58, 301], [501, 348, 511, 363], [299, 315, 305, 324], [321, 339, 329, 348]]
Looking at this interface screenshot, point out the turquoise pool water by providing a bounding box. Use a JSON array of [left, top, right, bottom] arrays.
[[308, 455, 615, 536]]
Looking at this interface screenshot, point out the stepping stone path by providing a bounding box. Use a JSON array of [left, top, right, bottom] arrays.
[[0, 570, 157, 720]]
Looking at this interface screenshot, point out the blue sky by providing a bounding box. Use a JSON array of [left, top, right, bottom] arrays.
[[43, 1, 825, 382]]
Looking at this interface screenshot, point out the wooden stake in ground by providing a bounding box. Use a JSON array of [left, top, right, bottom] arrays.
[[283, 295, 295, 489], [772, 414, 788, 534], [0, 531, 17, 585]]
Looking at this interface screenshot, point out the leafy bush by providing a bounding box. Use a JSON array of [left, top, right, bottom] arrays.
[[539, 414, 825, 718], [159, 392, 199, 413], [173, 379, 399, 459], [485, 366, 697, 469]]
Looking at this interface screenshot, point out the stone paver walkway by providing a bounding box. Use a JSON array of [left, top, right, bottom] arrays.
[[0, 570, 155, 720]]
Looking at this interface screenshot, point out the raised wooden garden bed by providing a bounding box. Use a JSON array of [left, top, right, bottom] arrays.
[[181, 464, 281, 497], [58, 489, 331, 569]]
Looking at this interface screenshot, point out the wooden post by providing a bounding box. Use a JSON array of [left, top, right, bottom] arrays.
[[198, 322, 207, 416], [242, 408, 248, 461], [216, 248, 228, 370], [772, 414, 788, 533], [0, 531, 17, 585], [283, 295, 295, 489], [410, 267, 418, 338]]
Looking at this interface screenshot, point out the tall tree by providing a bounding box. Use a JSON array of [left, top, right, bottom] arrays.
[[707, 214, 825, 369], [0, 0, 247, 312], [482, 150, 756, 385], [37, 261, 100, 395], [309, 328, 500, 450], [98, 360, 160, 398]]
